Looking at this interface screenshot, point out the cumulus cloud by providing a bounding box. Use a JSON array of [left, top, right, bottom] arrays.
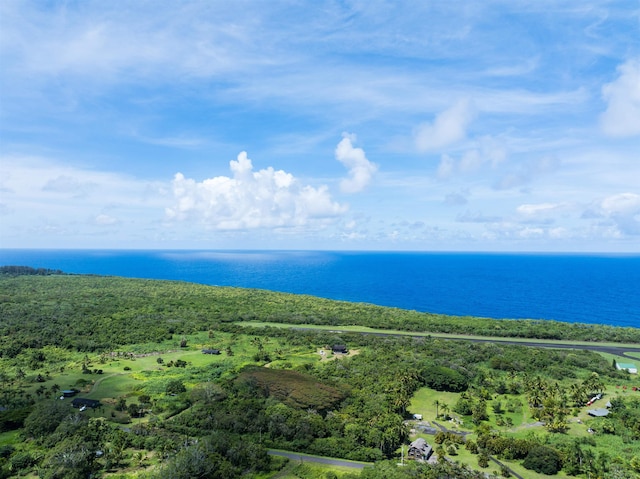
[[414, 99, 476, 152], [335, 134, 377, 193], [600, 58, 640, 137], [166, 152, 347, 230], [584, 193, 640, 236]]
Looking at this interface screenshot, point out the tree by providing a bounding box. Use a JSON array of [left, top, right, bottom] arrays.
[[22, 400, 69, 439], [523, 445, 562, 475], [166, 379, 186, 395], [127, 402, 142, 418], [115, 397, 127, 411], [472, 400, 488, 425], [440, 403, 450, 419], [43, 435, 98, 479], [583, 372, 605, 395]]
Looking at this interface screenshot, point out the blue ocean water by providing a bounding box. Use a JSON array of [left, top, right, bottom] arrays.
[[1, 249, 638, 328]]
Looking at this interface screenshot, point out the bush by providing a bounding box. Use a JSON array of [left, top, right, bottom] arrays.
[[0, 446, 14, 459], [9, 452, 34, 472]]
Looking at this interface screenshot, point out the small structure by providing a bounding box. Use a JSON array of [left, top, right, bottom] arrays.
[[408, 438, 433, 461], [616, 363, 638, 374], [332, 344, 348, 354], [61, 390, 77, 398], [202, 349, 221, 355], [71, 398, 100, 409], [588, 408, 609, 417]]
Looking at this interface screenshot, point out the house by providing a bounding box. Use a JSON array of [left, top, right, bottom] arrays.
[[408, 438, 433, 460], [616, 363, 638, 374], [202, 349, 221, 355], [332, 344, 348, 354], [71, 398, 100, 409], [588, 408, 609, 417]]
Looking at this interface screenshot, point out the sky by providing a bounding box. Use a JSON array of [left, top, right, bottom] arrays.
[[1, 1, 639, 252]]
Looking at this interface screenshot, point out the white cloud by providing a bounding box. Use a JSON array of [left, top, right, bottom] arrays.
[[0, 155, 167, 246], [414, 99, 476, 152], [600, 58, 640, 137], [590, 192, 640, 236], [335, 133, 378, 193], [517, 202, 567, 216], [166, 151, 347, 230], [600, 193, 640, 216]]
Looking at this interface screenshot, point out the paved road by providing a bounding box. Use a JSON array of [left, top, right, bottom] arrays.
[[268, 450, 372, 469], [456, 337, 640, 359], [291, 326, 640, 359]]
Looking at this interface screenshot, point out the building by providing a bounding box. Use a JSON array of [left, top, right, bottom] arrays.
[[588, 408, 609, 417], [408, 438, 433, 461], [61, 390, 77, 398], [71, 398, 101, 409], [332, 345, 348, 354], [616, 363, 638, 374]]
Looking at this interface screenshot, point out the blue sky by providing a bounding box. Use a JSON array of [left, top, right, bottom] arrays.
[[1, 1, 639, 251]]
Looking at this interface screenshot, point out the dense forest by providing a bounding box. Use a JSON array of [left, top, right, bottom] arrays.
[[1, 274, 639, 355], [0, 271, 639, 478]]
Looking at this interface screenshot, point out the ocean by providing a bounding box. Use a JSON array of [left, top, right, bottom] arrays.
[[1, 249, 638, 328]]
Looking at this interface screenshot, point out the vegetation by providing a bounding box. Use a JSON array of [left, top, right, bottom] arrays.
[[0, 270, 639, 478]]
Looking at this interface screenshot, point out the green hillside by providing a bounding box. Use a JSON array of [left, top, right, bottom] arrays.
[[0, 272, 639, 479]]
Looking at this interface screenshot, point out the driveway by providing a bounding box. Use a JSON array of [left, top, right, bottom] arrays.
[[267, 450, 372, 469]]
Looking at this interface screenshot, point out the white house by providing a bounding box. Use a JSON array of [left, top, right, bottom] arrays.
[[616, 362, 638, 374]]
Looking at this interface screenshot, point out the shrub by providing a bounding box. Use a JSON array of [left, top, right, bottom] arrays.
[[9, 452, 34, 472]]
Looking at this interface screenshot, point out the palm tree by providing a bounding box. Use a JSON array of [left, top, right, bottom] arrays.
[[583, 372, 604, 395], [433, 399, 440, 419]]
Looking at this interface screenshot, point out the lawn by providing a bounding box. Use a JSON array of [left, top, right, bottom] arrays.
[[409, 387, 465, 426]]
